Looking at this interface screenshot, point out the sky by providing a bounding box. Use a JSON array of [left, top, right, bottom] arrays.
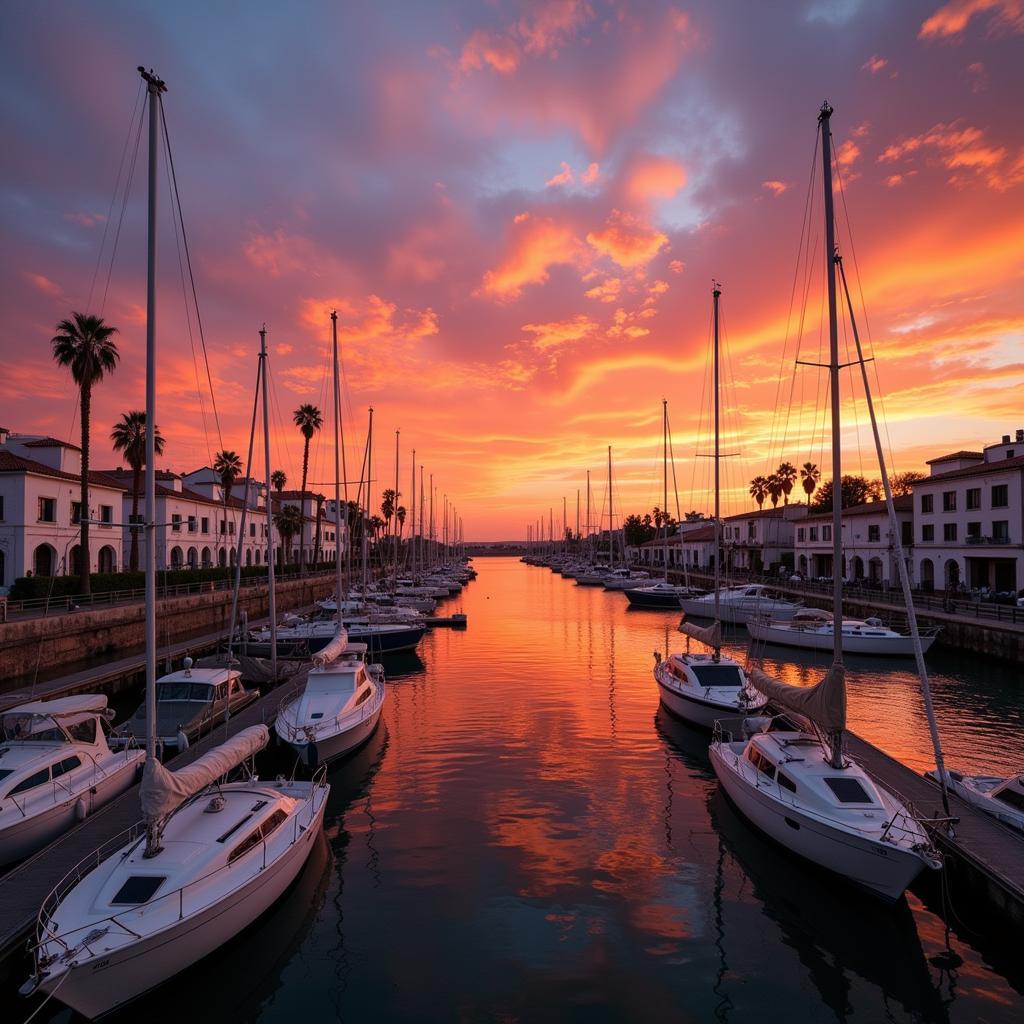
[[2, 0, 1023, 539]]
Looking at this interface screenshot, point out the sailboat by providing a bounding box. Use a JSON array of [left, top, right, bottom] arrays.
[[653, 288, 768, 729], [273, 310, 386, 766], [708, 103, 942, 902], [21, 68, 330, 1015], [625, 400, 698, 609]]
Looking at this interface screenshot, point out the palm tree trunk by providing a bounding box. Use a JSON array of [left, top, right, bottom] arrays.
[[79, 382, 91, 594], [129, 463, 141, 572], [299, 438, 310, 575]]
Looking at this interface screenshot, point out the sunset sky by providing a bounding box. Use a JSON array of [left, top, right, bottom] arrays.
[[2, 0, 1023, 539]]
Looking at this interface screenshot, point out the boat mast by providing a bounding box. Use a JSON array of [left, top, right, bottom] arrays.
[[410, 447, 416, 579], [663, 398, 669, 583], [392, 429, 400, 586], [586, 470, 591, 561], [140, 65, 165, 857], [836, 254, 950, 809], [331, 313, 345, 619], [821, 101, 845, 769], [576, 489, 580, 555], [607, 446, 613, 566], [563, 495, 567, 557], [364, 407, 373, 595], [260, 327, 277, 679], [712, 283, 722, 660]]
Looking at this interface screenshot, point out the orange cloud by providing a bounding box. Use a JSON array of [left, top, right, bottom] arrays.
[[862, 55, 888, 73], [919, 0, 1024, 38], [23, 271, 60, 296], [545, 161, 574, 187], [585, 276, 621, 303], [480, 213, 583, 299], [762, 180, 788, 196], [836, 139, 861, 167], [458, 29, 519, 73], [520, 314, 599, 354], [879, 122, 1023, 189], [586, 210, 668, 269], [388, 224, 447, 283], [624, 154, 687, 205], [668, 259, 685, 274], [516, 0, 593, 56], [581, 162, 600, 185]]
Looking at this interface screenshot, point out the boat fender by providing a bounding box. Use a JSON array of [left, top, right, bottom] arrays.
[[176, 727, 189, 752], [75, 796, 89, 821]]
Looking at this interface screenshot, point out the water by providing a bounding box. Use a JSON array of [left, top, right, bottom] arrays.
[[19, 558, 1024, 1022]]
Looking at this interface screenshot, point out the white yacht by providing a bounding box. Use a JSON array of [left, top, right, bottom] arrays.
[[602, 568, 650, 590], [748, 607, 939, 656], [679, 583, 802, 625], [925, 769, 1024, 834], [23, 725, 328, 1018], [654, 622, 767, 730], [275, 641, 386, 768], [0, 696, 145, 867]]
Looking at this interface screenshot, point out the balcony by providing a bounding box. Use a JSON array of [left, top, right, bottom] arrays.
[[965, 535, 1012, 546]]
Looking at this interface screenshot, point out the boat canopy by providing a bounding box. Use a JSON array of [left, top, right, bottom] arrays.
[[312, 629, 349, 667], [140, 725, 269, 821], [678, 620, 721, 648], [7, 694, 108, 718], [748, 663, 846, 733]]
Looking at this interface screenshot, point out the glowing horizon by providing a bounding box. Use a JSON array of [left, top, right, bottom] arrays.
[[2, 1, 1023, 540]]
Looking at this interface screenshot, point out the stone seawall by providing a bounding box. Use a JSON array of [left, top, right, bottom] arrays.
[[0, 575, 336, 681]]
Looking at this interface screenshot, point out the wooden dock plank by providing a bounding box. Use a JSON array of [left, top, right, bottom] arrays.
[[0, 670, 311, 966]]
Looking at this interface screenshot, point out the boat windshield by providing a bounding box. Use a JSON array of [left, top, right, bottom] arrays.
[[993, 787, 1024, 811], [157, 683, 214, 702], [691, 665, 745, 688], [0, 713, 65, 743]]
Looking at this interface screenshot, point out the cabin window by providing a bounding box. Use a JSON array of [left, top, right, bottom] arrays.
[[228, 828, 263, 863], [748, 750, 776, 781], [111, 875, 166, 905], [354, 687, 372, 706], [158, 683, 213, 702], [823, 777, 873, 804], [691, 665, 744, 688], [51, 756, 82, 778], [994, 787, 1024, 811], [0, 769, 13, 782], [67, 718, 98, 743], [9, 768, 50, 794], [260, 809, 287, 839], [215, 683, 227, 702], [777, 772, 797, 793]]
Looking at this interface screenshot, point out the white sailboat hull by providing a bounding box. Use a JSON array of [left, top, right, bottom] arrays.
[[654, 671, 763, 732], [34, 794, 327, 1019], [747, 619, 936, 656], [709, 742, 929, 902], [280, 702, 384, 768]]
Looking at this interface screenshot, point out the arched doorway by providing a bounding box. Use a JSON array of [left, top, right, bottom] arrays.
[[852, 556, 864, 581], [34, 544, 56, 577], [229, 549, 237, 567], [170, 546, 183, 569], [187, 547, 198, 569], [201, 546, 212, 568], [868, 557, 883, 583], [920, 558, 935, 591], [245, 549, 252, 567], [946, 559, 961, 590], [0, 548, 5, 587], [218, 548, 227, 568], [69, 544, 82, 577], [98, 545, 117, 573], [798, 554, 808, 575]]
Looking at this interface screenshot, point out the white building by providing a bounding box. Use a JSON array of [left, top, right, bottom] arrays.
[[793, 495, 913, 585], [721, 506, 806, 574], [0, 430, 127, 588], [912, 430, 1024, 593]]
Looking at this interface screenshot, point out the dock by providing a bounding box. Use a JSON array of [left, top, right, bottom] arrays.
[[847, 732, 1024, 926], [425, 613, 468, 628], [0, 668, 312, 975]]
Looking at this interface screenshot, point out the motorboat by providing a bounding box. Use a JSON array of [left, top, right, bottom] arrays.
[[602, 569, 650, 590], [679, 583, 802, 624], [248, 617, 424, 657], [121, 661, 258, 750], [624, 581, 698, 609], [22, 726, 328, 1017], [0, 696, 145, 867], [711, 713, 941, 902], [748, 607, 939, 656], [275, 641, 385, 768], [925, 769, 1024, 833]]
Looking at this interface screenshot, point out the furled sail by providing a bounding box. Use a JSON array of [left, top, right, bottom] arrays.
[[312, 629, 348, 667], [748, 664, 846, 732], [140, 724, 269, 821], [678, 620, 721, 648]]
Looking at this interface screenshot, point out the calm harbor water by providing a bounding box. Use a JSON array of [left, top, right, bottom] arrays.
[[19, 557, 1024, 1022]]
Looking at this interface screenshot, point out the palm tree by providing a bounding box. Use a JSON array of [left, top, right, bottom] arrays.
[[766, 473, 784, 509], [748, 476, 769, 510], [214, 449, 242, 553], [51, 312, 120, 594], [274, 504, 304, 569], [270, 469, 287, 493], [111, 410, 165, 572], [776, 462, 798, 505], [800, 462, 821, 505], [292, 404, 323, 572]]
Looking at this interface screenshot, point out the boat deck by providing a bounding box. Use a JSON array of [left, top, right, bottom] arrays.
[[0, 669, 312, 971]]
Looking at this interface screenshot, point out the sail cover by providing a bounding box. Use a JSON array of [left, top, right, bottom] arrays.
[[748, 664, 846, 732], [678, 620, 721, 648], [312, 629, 348, 667], [140, 724, 269, 821]]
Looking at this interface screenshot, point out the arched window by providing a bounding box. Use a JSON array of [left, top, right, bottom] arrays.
[[34, 544, 56, 577], [170, 546, 184, 569], [187, 547, 198, 569], [218, 548, 227, 568], [245, 549, 252, 566], [920, 558, 935, 591], [201, 546, 212, 568], [69, 544, 82, 577], [98, 545, 117, 573]]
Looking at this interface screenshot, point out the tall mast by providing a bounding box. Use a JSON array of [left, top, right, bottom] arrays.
[[712, 284, 722, 659], [563, 495, 567, 556], [140, 67, 165, 777], [820, 101, 844, 769], [365, 407, 373, 593], [576, 489, 580, 553], [429, 473, 433, 569], [410, 447, 416, 578], [260, 327, 276, 679], [331, 312, 344, 617], [393, 428, 400, 585], [586, 470, 591, 560], [607, 446, 613, 566], [419, 464, 425, 575], [663, 398, 669, 582]]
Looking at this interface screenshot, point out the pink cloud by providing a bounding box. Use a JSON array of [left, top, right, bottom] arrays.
[[919, 0, 1024, 38], [761, 180, 788, 196], [862, 55, 889, 73], [459, 30, 520, 74], [584, 276, 621, 303], [64, 211, 105, 227], [479, 213, 584, 299], [668, 260, 686, 274], [586, 210, 668, 269], [581, 162, 600, 185], [624, 154, 687, 205], [545, 161, 575, 187], [23, 271, 61, 296]]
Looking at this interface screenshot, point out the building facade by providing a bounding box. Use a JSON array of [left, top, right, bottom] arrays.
[[721, 506, 806, 574]]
